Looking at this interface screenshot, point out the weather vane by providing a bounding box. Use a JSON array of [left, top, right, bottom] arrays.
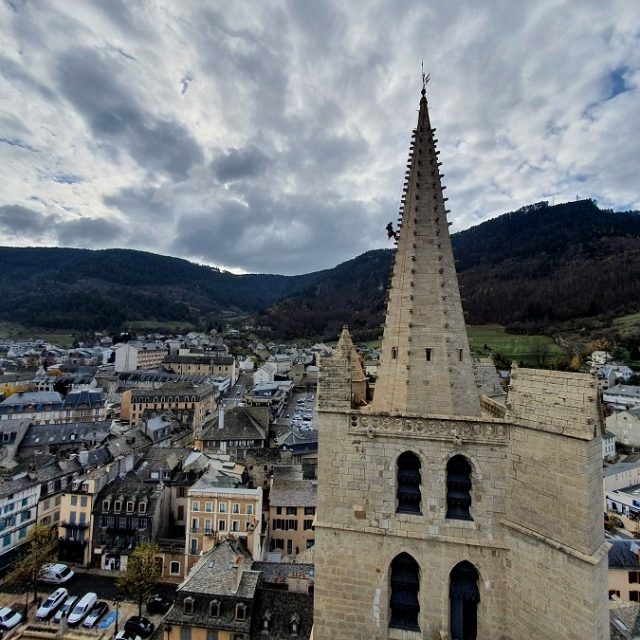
[[421, 60, 430, 95]]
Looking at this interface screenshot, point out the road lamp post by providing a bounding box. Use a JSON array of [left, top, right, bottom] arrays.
[[114, 594, 123, 637]]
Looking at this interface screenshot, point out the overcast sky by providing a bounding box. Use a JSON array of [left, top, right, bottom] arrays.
[[1, 1, 638, 275]]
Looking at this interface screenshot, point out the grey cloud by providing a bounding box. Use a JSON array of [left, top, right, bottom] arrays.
[[0, 55, 56, 99], [54, 48, 204, 180], [0, 204, 54, 235], [53, 174, 82, 184], [211, 146, 270, 183], [170, 192, 389, 275], [102, 186, 175, 222], [0, 136, 38, 153], [56, 217, 123, 245]]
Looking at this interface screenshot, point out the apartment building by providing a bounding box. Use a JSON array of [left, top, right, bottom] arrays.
[[164, 354, 237, 385], [186, 474, 262, 571], [0, 477, 40, 570], [121, 382, 217, 429], [114, 342, 168, 373], [268, 474, 316, 558]]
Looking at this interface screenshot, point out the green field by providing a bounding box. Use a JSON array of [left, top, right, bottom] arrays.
[[467, 324, 564, 366], [358, 325, 564, 367]]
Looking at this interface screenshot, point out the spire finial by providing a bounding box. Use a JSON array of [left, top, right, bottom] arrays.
[[421, 60, 430, 96]]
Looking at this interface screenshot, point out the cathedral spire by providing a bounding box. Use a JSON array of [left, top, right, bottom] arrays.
[[370, 84, 481, 417]]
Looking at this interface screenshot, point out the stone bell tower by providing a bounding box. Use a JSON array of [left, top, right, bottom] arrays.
[[313, 79, 608, 640]]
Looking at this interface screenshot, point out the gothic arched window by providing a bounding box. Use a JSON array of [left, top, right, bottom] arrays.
[[446, 455, 473, 520], [397, 452, 422, 514], [389, 553, 420, 632]]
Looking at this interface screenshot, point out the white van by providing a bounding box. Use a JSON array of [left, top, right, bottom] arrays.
[[40, 563, 75, 584], [67, 592, 97, 625]]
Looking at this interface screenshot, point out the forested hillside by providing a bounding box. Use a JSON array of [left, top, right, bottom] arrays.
[[1, 200, 639, 337], [262, 200, 640, 339]]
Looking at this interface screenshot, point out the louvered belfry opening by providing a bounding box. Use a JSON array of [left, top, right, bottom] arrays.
[[396, 451, 422, 514], [390, 552, 421, 631], [446, 455, 473, 520]]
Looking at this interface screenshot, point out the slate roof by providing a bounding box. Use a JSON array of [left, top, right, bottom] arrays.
[[21, 421, 110, 448], [107, 428, 152, 458], [270, 478, 317, 508], [250, 588, 313, 640], [62, 388, 105, 408], [201, 407, 268, 442], [607, 385, 640, 399], [80, 447, 111, 468], [94, 477, 162, 513], [0, 391, 63, 407], [250, 562, 314, 585], [609, 540, 640, 569], [164, 355, 234, 365], [167, 541, 258, 635], [0, 475, 38, 498]]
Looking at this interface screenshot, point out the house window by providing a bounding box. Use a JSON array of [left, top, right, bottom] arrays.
[[609, 590, 621, 599], [246, 505, 254, 515], [209, 600, 220, 617], [425, 348, 432, 361], [183, 597, 194, 614], [232, 503, 240, 514], [235, 603, 246, 622], [631, 591, 640, 602], [126, 501, 135, 513], [80, 496, 88, 507], [232, 521, 240, 532], [304, 519, 314, 531], [286, 507, 297, 516], [180, 627, 191, 640], [390, 553, 420, 631], [192, 501, 200, 512], [114, 501, 122, 512], [139, 502, 146, 513], [178, 487, 186, 497], [191, 518, 199, 533], [102, 500, 110, 511], [170, 561, 180, 575], [204, 519, 212, 534], [458, 348, 463, 362], [396, 452, 422, 514], [304, 507, 315, 515], [219, 520, 226, 531], [392, 347, 398, 360], [205, 502, 213, 513], [446, 455, 473, 521], [219, 503, 227, 513], [630, 571, 640, 584], [276, 507, 282, 515], [71, 496, 78, 506]]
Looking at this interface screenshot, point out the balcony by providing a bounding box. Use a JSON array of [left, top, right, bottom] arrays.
[[60, 520, 89, 529]]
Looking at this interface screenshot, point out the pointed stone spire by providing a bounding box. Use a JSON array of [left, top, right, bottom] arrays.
[[317, 326, 357, 411], [370, 84, 481, 417]]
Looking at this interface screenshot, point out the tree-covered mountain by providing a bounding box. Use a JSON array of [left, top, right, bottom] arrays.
[[262, 200, 640, 339], [1, 199, 639, 337], [0, 247, 328, 330]]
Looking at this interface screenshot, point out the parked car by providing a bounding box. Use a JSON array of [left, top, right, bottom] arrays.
[[146, 594, 173, 614], [83, 601, 109, 628], [68, 592, 97, 625], [116, 631, 141, 640], [125, 616, 155, 638], [54, 595, 79, 622], [0, 607, 22, 629], [36, 587, 69, 620], [40, 563, 75, 584]]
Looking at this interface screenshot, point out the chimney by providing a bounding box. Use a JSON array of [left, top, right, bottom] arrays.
[[218, 406, 224, 430]]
